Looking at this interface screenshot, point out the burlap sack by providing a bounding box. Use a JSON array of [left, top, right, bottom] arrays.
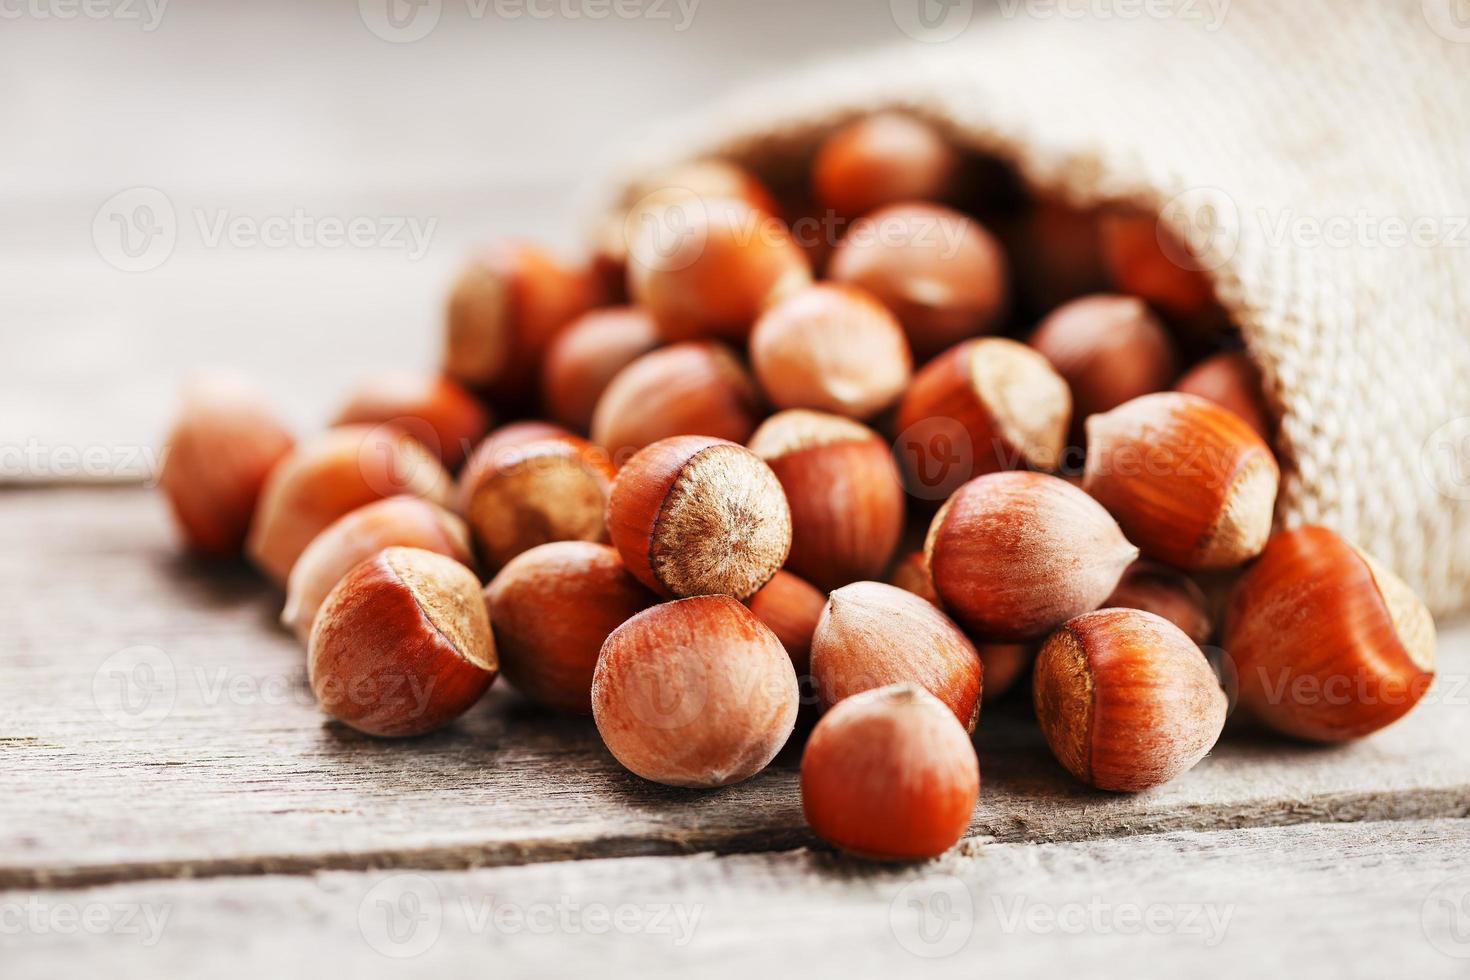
[[601, 0, 1470, 615]]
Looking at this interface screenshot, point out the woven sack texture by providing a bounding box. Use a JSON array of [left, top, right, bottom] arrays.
[[602, 0, 1470, 615]]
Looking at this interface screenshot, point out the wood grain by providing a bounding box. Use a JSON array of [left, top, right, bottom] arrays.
[[4, 486, 1469, 889], [5, 820, 1470, 978]]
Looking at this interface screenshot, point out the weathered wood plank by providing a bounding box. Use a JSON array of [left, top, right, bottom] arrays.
[[3, 486, 1469, 888], [5, 820, 1470, 979]]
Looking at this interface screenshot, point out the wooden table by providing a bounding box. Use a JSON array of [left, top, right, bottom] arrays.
[[6, 6, 1470, 976], [5, 485, 1470, 976]]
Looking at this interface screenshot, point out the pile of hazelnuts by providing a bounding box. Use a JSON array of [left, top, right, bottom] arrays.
[[159, 113, 1438, 863]]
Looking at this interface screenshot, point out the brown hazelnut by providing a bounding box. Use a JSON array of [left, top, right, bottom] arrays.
[[886, 550, 939, 605], [746, 570, 826, 679], [926, 471, 1138, 640], [282, 496, 474, 643], [485, 541, 655, 714], [811, 113, 959, 220], [308, 547, 496, 737], [1083, 392, 1279, 570], [590, 341, 762, 458], [828, 202, 1008, 359], [594, 161, 782, 299], [801, 684, 979, 861], [749, 283, 912, 420], [627, 196, 811, 343], [444, 241, 591, 407], [1224, 526, 1436, 742], [591, 595, 799, 787], [247, 425, 452, 586], [606, 435, 792, 600], [159, 373, 295, 557], [1174, 351, 1273, 442], [894, 337, 1072, 495], [1027, 294, 1178, 431], [457, 422, 616, 571], [1100, 210, 1227, 337], [1105, 559, 1213, 646], [1002, 200, 1108, 313], [331, 371, 489, 470], [976, 644, 1034, 703], [541, 307, 660, 432], [1034, 608, 1227, 791], [810, 581, 982, 731], [748, 410, 904, 591]]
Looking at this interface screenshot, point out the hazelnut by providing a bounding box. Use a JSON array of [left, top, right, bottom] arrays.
[[749, 283, 912, 420], [591, 595, 799, 787], [1027, 295, 1178, 431], [828, 203, 1008, 359], [595, 161, 781, 298], [247, 425, 452, 586], [1100, 210, 1226, 336], [541, 307, 660, 432], [606, 435, 792, 600], [746, 570, 826, 680], [926, 471, 1138, 640], [748, 410, 904, 591], [627, 195, 811, 343], [894, 338, 1072, 494], [159, 373, 295, 556], [801, 684, 979, 861], [1174, 351, 1273, 442], [1083, 392, 1279, 570], [1033, 608, 1227, 791], [886, 550, 939, 605], [444, 241, 591, 407], [1224, 526, 1436, 742], [485, 542, 655, 714], [308, 547, 496, 737], [810, 113, 959, 220], [977, 644, 1034, 703], [810, 581, 982, 731], [1105, 559, 1213, 646], [282, 496, 474, 643], [1002, 200, 1108, 313], [331, 371, 489, 470], [590, 341, 762, 458], [458, 422, 616, 571]]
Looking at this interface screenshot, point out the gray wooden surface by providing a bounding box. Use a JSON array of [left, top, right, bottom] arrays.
[[6, 819, 1470, 978], [3, 485, 1470, 979]]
